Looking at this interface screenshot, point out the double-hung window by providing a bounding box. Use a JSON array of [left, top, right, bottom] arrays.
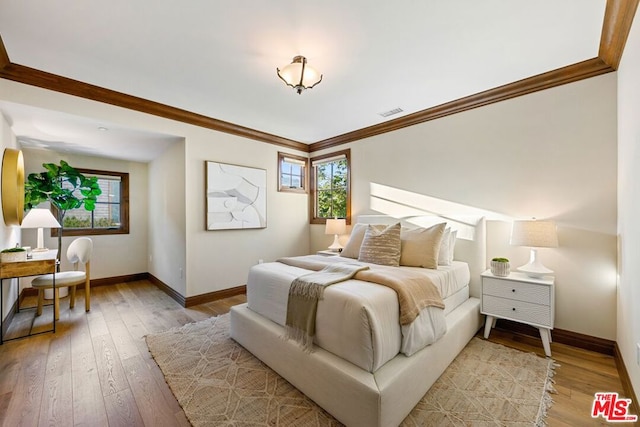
[[310, 149, 351, 224], [53, 169, 129, 236]]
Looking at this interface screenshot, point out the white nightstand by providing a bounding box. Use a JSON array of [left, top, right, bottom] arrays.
[[481, 270, 555, 357], [316, 250, 340, 256]]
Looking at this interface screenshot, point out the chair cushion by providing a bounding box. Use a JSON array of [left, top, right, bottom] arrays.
[[32, 271, 87, 288]]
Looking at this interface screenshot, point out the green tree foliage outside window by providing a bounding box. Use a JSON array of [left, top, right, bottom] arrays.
[[316, 159, 347, 219], [62, 175, 121, 229]]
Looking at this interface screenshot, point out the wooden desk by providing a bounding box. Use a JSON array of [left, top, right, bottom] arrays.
[[0, 250, 57, 344]]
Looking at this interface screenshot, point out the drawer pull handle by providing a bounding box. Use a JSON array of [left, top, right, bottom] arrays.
[[512, 289, 516, 292], [512, 308, 516, 311]]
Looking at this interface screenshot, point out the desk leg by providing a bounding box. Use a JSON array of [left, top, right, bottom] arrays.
[[53, 270, 56, 332]]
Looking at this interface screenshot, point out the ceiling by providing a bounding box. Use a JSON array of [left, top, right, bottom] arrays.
[[0, 1, 620, 162]]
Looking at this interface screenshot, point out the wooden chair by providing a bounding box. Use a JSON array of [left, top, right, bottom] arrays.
[[32, 237, 93, 320]]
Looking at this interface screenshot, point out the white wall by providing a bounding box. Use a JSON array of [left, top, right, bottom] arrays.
[[185, 131, 310, 296], [148, 139, 186, 295], [312, 73, 618, 340], [0, 79, 310, 299], [617, 11, 640, 399], [21, 148, 149, 279], [0, 112, 23, 322]]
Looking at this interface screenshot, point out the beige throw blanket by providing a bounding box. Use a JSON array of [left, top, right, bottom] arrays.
[[279, 256, 445, 327], [284, 262, 370, 351]]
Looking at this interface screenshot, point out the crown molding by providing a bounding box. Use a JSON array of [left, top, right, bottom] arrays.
[[0, 35, 9, 69], [309, 0, 637, 152], [600, 0, 640, 70], [309, 58, 613, 152], [0, 1, 637, 154], [0, 45, 309, 153]]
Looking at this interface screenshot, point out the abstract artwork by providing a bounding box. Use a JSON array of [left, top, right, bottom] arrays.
[[206, 161, 267, 230]]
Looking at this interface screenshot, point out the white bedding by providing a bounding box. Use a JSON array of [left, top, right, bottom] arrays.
[[246, 255, 470, 372]]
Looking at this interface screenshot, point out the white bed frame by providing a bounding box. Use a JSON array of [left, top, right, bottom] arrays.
[[230, 215, 486, 427]]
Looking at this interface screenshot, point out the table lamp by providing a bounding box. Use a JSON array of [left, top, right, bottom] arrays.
[[325, 218, 346, 252], [21, 208, 61, 252], [510, 219, 558, 278]]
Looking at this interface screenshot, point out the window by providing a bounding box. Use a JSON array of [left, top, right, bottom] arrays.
[[310, 149, 350, 224], [278, 152, 308, 193], [53, 169, 129, 236]]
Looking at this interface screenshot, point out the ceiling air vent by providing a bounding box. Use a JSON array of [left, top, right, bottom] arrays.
[[378, 107, 404, 118]]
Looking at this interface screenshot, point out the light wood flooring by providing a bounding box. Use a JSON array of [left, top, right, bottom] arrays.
[[0, 280, 634, 426]]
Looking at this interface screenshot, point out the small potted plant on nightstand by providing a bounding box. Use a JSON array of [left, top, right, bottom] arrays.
[[1, 247, 27, 263], [490, 257, 510, 277]]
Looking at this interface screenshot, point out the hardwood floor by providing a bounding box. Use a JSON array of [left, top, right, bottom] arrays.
[[0, 280, 634, 426]]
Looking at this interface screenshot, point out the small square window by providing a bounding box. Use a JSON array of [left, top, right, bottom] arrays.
[[278, 152, 308, 193]]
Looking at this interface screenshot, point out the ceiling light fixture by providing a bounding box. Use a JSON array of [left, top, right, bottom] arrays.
[[277, 55, 322, 95]]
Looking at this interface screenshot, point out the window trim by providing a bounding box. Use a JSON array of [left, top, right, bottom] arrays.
[[277, 152, 308, 194], [52, 168, 130, 236], [309, 149, 351, 225]]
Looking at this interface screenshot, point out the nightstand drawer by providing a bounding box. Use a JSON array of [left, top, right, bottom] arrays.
[[482, 295, 552, 327], [482, 277, 550, 305]]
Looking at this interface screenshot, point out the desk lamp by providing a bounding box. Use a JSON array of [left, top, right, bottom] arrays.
[[21, 208, 61, 252]]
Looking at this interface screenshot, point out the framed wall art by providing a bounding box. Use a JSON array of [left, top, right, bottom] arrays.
[[205, 161, 267, 230]]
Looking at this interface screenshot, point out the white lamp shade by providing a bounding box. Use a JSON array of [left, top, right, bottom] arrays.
[[325, 218, 346, 235], [21, 208, 61, 252], [21, 208, 61, 229], [510, 220, 558, 248]]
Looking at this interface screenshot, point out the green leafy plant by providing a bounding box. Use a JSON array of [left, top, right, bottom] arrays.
[[317, 159, 348, 219], [24, 160, 102, 267], [1, 247, 26, 253], [491, 257, 509, 263]]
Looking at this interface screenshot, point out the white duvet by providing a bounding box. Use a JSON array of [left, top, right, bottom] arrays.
[[246, 255, 470, 372]]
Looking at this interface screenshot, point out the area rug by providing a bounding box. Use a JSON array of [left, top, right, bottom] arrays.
[[146, 314, 556, 426]]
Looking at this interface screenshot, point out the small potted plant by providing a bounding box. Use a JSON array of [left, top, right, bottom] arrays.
[[1, 247, 27, 263], [490, 257, 510, 277]]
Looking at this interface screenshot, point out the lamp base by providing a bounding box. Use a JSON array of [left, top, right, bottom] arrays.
[[327, 234, 343, 252], [517, 248, 553, 278]]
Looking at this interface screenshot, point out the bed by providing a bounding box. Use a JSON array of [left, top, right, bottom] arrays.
[[230, 215, 486, 427]]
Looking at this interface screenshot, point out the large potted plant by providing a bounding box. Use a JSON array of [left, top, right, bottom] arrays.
[[24, 160, 102, 269]]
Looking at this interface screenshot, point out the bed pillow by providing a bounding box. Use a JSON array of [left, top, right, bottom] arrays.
[[399, 222, 446, 269], [448, 229, 458, 263], [438, 228, 452, 266], [358, 223, 402, 266], [340, 223, 386, 259]]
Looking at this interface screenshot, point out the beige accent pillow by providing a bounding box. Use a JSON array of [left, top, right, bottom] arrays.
[[340, 223, 386, 259], [400, 223, 446, 269], [438, 228, 452, 266], [358, 223, 402, 266], [448, 230, 458, 263]]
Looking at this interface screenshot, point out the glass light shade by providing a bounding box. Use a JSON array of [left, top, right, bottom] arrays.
[[510, 220, 558, 248], [325, 218, 346, 235], [277, 56, 323, 94]]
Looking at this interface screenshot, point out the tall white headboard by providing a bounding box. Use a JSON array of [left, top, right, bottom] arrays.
[[356, 215, 486, 297]]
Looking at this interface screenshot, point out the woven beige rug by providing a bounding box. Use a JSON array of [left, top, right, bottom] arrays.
[[146, 314, 556, 426]]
